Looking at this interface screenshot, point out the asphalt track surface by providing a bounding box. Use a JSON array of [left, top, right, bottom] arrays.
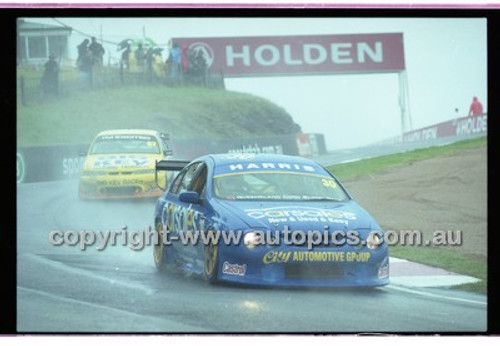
[[17, 136, 487, 333], [17, 180, 486, 333]]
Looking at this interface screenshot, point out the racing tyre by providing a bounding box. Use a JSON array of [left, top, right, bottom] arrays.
[[78, 181, 94, 201], [78, 184, 87, 200], [153, 222, 168, 271], [204, 230, 219, 284]]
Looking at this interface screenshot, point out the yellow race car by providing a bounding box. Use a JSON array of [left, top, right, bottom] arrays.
[[79, 129, 173, 199]]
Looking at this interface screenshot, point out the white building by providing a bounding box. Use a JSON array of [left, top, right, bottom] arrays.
[[17, 19, 72, 65]]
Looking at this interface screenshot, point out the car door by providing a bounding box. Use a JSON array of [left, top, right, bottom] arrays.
[[166, 162, 206, 270], [183, 164, 211, 268]]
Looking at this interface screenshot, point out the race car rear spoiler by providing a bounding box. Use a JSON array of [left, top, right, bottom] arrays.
[[155, 159, 191, 190], [156, 159, 190, 172]]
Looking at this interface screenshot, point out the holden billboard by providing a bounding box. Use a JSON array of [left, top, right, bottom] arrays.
[[173, 33, 405, 77]]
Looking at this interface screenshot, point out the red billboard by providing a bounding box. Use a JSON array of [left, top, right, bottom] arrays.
[[403, 114, 487, 143], [173, 33, 405, 77]]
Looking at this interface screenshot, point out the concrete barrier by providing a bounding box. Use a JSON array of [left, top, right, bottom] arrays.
[[16, 145, 87, 183], [16, 133, 327, 183]]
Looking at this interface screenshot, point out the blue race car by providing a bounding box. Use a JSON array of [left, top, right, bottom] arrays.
[[153, 153, 389, 287]]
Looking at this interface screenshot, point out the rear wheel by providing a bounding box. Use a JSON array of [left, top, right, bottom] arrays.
[[153, 222, 167, 271], [204, 230, 219, 284]]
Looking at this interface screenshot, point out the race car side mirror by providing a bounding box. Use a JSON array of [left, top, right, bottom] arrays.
[[159, 133, 170, 140], [179, 191, 200, 204]]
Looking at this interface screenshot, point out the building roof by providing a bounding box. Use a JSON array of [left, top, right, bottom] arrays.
[[18, 19, 72, 34]]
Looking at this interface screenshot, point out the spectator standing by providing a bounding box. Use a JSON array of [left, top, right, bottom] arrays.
[[121, 42, 131, 71], [169, 43, 181, 80], [153, 52, 164, 81], [468, 96, 484, 116], [41, 53, 59, 96], [88, 36, 105, 66], [186, 48, 197, 82], [76, 39, 89, 65], [145, 47, 154, 82], [135, 43, 145, 69], [128, 49, 139, 73], [79, 50, 93, 90], [181, 44, 190, 75], [195, 49, 208, 85]]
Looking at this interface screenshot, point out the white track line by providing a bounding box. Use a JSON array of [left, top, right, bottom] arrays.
[[386, 284, 487, 306], [389, 257, 408, 263]]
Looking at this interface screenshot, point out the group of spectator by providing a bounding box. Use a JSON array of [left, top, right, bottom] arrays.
[[41, 36, 209, 97], [180, 44, 209, 85], [76, 37, 105, 89], [119, 42, 165, 83], [120, 40, 208, 85], [40, 36, 105, 95]]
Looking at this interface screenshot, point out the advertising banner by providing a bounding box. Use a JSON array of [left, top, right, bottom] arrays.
[[173, 33, 405, 77], [403, 114, 487, 142]]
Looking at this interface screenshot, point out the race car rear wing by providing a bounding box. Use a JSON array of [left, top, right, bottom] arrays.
[[155, 159, 191, 191], [156, 159, 190, 171]]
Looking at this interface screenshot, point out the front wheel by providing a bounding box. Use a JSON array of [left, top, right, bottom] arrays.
[[153, 222, 167, 271], [204, 230, 219, 284], [78, 182, 88, 200]]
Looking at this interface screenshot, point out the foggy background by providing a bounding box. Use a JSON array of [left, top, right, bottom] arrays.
[[26, 17, 487, 150]]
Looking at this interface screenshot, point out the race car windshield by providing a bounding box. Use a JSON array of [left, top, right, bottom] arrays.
[[213, 172, 350, 201], [90, 135, 161, 154]]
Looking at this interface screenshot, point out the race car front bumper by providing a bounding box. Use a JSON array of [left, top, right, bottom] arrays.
[[217, 242, 390, 288], [79, 172, 163, 199]]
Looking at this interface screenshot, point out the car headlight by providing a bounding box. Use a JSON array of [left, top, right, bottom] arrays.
[[244, 231, 262, 249], [366, 231, 383, 250]]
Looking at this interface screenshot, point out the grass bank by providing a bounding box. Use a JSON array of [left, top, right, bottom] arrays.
[[327, 136, 487, 294], [327, 136, 487, 181], [17, 84, 300, 147]]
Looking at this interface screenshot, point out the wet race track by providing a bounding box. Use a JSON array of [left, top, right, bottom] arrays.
[[17, 178, 486, 333]]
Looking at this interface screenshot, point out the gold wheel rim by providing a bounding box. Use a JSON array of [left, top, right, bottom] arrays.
[[204, 233, 218, 276], [153, 223, 164, 265]]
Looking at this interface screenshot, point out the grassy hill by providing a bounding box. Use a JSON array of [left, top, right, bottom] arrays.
[[17, 85, 301, 147]]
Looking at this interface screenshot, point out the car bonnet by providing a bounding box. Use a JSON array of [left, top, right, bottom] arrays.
[[213, 199, 378, 231]]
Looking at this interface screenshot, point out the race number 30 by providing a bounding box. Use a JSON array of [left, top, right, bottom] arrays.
[[321, 178, 337, 188]]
